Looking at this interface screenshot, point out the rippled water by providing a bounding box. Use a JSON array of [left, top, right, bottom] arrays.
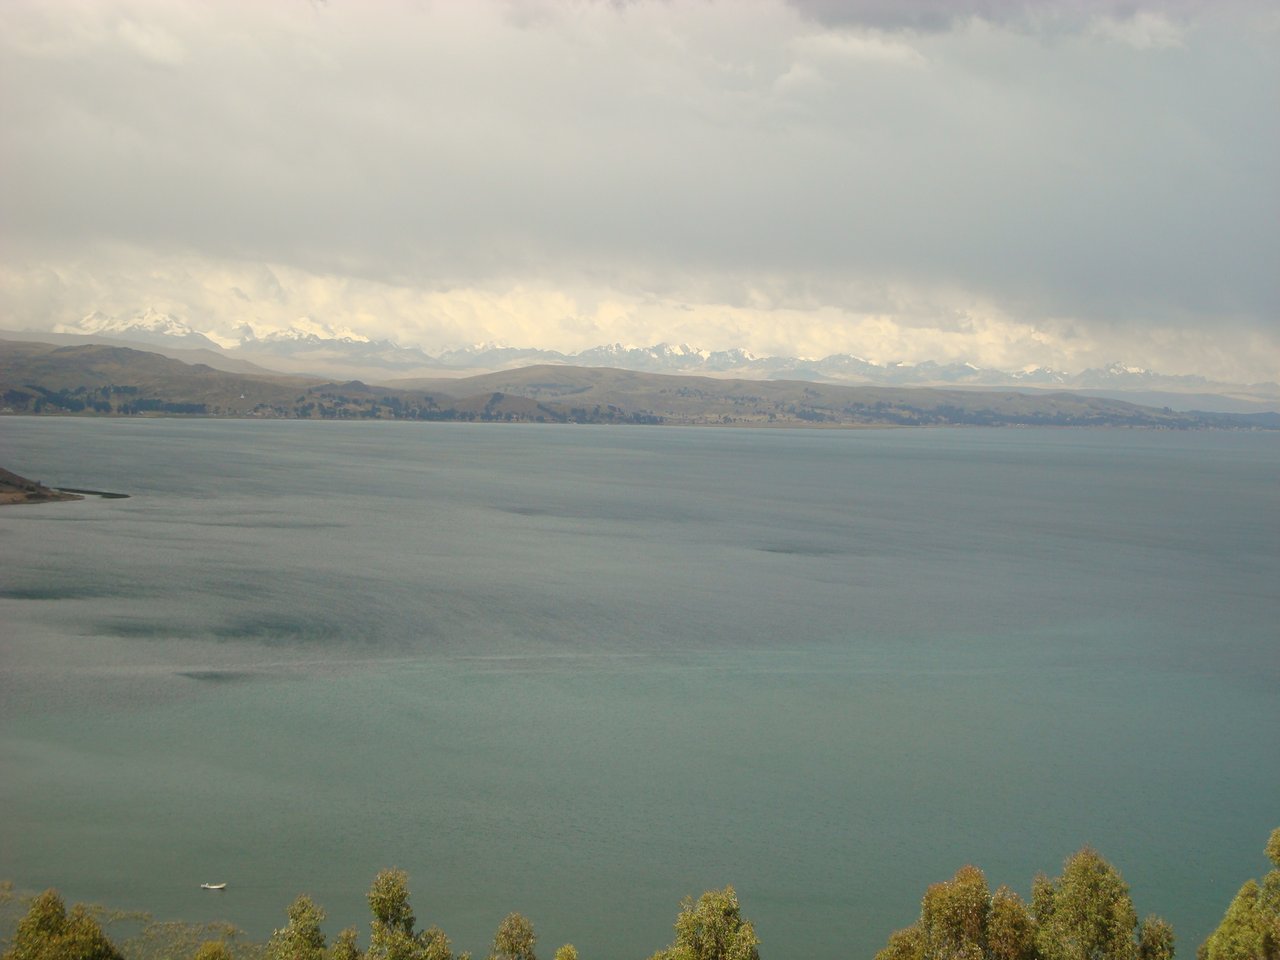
[[1, 419, 1277, 959]]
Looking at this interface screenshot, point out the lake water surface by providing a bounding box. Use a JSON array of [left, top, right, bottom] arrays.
[[1, 419, 1277, 959]]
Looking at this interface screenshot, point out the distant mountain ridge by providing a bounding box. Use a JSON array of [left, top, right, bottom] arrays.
[[36, 311, 1280, 400], [56, 308, 228, 351], [6, 339, 1275, 429]]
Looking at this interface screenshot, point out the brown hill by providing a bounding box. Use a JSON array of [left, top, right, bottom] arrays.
[[399, 364, 1205, 427], [0, 338, 1257, 428], [0, 465, 82, 505]]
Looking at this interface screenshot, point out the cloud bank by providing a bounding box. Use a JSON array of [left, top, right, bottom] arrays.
[[1, 0, 1276, 380]]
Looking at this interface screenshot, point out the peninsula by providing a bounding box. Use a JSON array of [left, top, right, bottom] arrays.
[[0, 466, 83, 506]]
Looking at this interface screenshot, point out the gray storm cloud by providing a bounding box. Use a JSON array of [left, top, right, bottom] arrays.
[[1, 0, 1276, 379]]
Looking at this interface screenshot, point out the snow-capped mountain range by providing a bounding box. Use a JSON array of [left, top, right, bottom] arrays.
[[37, 310, 1279, 398], [57, 308, 230, 351]]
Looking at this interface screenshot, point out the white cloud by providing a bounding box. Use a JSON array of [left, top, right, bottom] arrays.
[[791, 30, 928, 67], [3, 249, 1276, 382], [1090, 10, 1186, 49], [0, 0, 1276, 382], [115, 18, 186, 66]]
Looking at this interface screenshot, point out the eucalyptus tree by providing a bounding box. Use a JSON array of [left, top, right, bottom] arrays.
[[877, 848, 1171, 960], [2, 889, 123, 960], [648, 886, 760, 960], [488, 913, 536, 960], [365, 870, 467, 960], [1032, 848, 1171, 960], [874, 866, 1035, 960], [1200, 828, 1280, 960], [332, 928, 363, 960], [266, 895, 328, 960]]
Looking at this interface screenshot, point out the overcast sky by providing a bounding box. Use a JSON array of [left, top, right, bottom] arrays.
[[2, 0, 1277, 378]]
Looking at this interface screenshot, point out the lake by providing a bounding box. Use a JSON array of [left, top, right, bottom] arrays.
[[1, 418, 1277, 959]]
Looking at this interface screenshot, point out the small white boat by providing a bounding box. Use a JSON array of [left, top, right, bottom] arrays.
[[200, 882, 227, 891]]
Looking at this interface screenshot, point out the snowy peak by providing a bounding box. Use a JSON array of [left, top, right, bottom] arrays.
[[239, 317, 372, 346], [437, 343, 569, 368], [1074, 362, 1209, 388], [53, 309, 227, 349], [44, 311, 1267, 395]]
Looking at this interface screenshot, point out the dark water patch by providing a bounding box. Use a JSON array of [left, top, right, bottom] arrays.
[[95, 617, 189, 639], [176, 670, 257, 683], [207, 612, 373, 646], [0, 584, 113, 600], [758, 543, 845, 557], [180, 518, 348, 530]]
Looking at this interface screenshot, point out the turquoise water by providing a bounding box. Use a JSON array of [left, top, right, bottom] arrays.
[[1, 419, 1277, 958]]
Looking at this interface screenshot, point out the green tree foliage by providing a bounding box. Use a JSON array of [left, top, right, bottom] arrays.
[[369, 871, 416, 944], [331, 928, 362, 960], [1200, 828, 1280, 960], [419, 927, 461, 960], [2, 889, 123, 960], [878, 849, 1170, 960], [874, 866, 1035, 960], [552, 947, 578, 960], [266, 895, 327, 960], [1139, 919, 1175, 960], [1033, 848, 1140, 960], [877, 926, 926, 960], [988, 886, 1038, 960], [921, 865, 993, 960], [364, 871, 467, 960], [192, 942, 235, 960], [488, 914, 535, 960], [649, 886, 760, 960], [1031, 848, 1171, 960]]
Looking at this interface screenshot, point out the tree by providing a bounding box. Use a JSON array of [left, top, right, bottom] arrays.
[[921, 865, 992, 960], [1139, 918, 1175, 960], [369, 870, 418, 960], [988, 887, 1038, 960], [552, 947, 578, 960], [2, 889, 124, 960], [331, 928, 362, 960], [369, 870, 416, 941], [876, 926, 926, 960], [419, 927, 463, 960], [875, 866, 1035, 960], [1200, 828, 1280, 960], [649, 886, 760, 960], [489, 914, 536, 960], [1032, 848, 1171, 960], [365, 871, 467, 960], [192, 943, 234, 960], [878, 849, 1169, 960], [267, 895, 328, 960]]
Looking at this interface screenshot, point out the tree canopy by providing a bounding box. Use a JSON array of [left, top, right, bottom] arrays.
[[648, 886, 760, 960], [489, 913, 536, 960], [265, 895, 327, 960], [1, 890, 123, 960], [10, 831, 1280, 960], [1200, 828, 1280, 960], [877, 848, 1173, 960]]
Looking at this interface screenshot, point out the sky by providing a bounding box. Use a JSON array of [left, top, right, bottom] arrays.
[[1, 0, 1277, 380]]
